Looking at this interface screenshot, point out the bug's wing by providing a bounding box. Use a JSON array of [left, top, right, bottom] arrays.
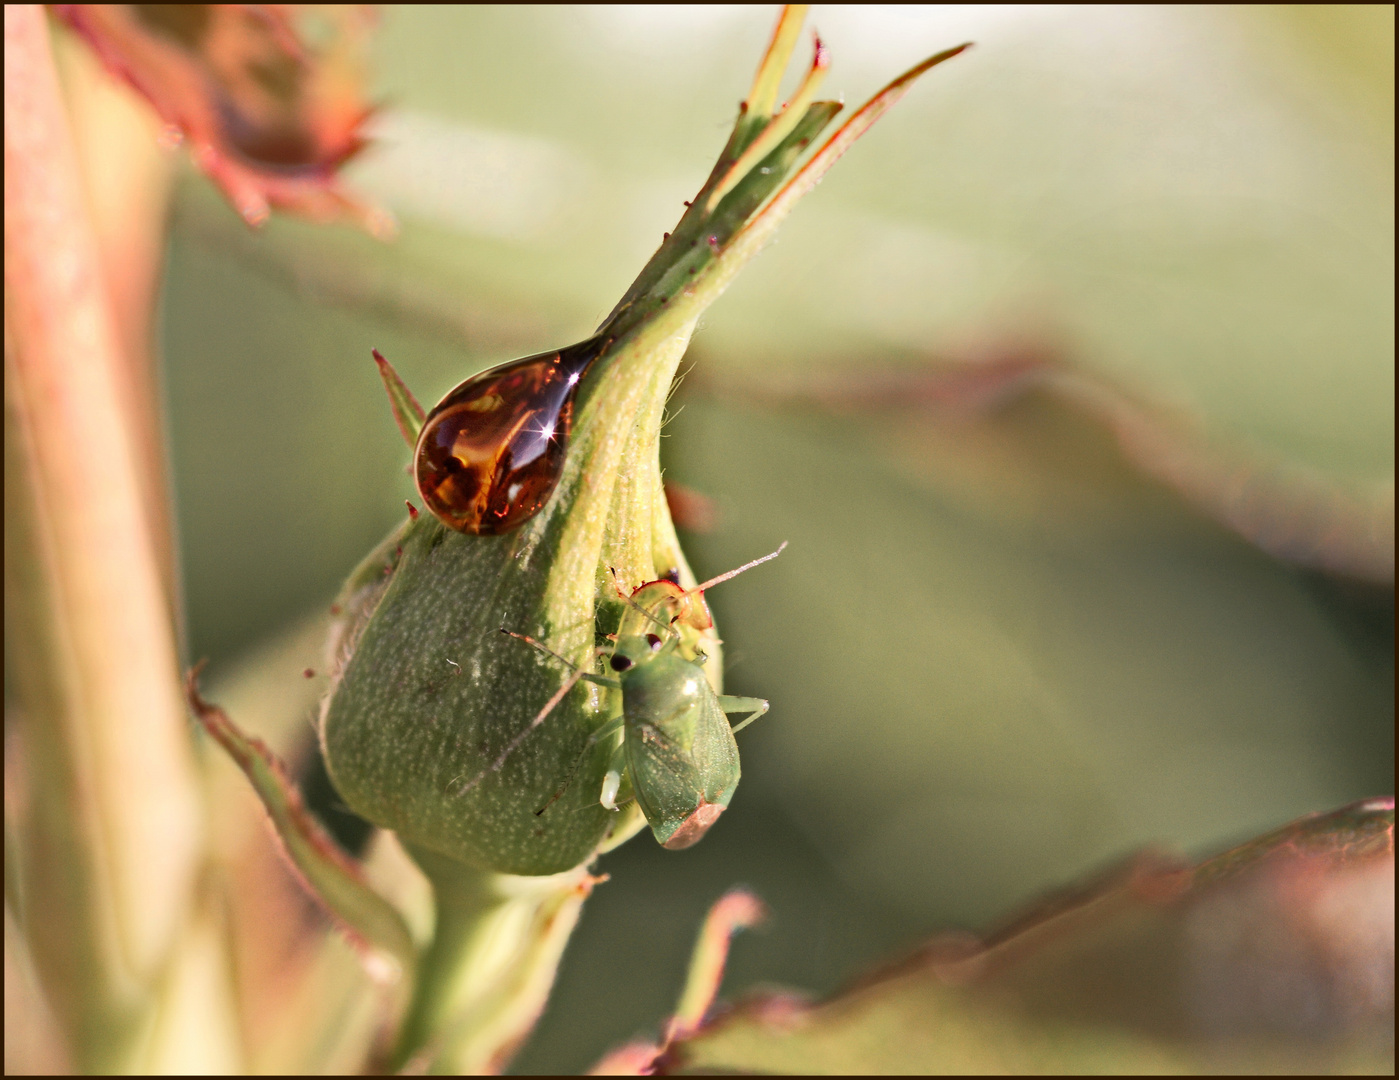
[[623, 657, 741, 848], [625, 715, 699, 831]]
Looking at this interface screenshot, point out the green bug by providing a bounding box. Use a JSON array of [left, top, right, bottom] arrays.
[[460, 544, 784, 850]]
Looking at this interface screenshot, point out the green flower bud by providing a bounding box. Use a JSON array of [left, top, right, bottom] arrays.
[[317, 17, 970, 876]]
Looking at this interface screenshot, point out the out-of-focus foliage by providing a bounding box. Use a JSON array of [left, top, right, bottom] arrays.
[[54, 3, 384, 229], [145, 6, 1393, 1074], [661, 800, 1394, 1074]]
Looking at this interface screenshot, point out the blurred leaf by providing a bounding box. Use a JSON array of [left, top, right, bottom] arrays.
[[53, 3, 387, 231], [663, 382, 1393, 932], [589, 887, 766, 1075], [657, 799, 1394, 1075], [691, 349, 1393, 583]]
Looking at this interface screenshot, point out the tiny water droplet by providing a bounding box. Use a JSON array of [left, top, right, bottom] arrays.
[[414, 338, 605, 534]]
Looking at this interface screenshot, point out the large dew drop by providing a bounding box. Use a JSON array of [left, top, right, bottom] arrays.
[[414, 338, 603, 534]]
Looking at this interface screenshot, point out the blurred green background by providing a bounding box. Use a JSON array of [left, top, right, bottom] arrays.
[[160, 7, 1392, 1072]]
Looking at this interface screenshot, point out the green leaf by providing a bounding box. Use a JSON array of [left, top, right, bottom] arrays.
[[653, 799, 1396, 1074]]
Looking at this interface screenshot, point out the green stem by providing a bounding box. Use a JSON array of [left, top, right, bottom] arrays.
[[389, 847, 599, 1074]]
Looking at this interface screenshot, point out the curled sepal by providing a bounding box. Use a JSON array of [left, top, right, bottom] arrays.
[[186, 666, 417, 987], [589, 888, 767, 1075]]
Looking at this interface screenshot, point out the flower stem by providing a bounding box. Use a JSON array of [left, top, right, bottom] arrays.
[[4, 5, 204, 1069], [387, 847, 600, 1074]]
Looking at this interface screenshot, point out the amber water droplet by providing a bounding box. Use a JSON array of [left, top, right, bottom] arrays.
[[414, 339, 603, 534]]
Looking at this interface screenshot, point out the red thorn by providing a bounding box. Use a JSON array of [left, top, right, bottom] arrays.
[[406, 500, 419, 520], [303, 668, 316, 679], [683, 200, 692, 207], [329, 603, 342, 616]]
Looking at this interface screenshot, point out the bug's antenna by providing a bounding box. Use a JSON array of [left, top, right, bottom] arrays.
[[692, 541, 787, 594]]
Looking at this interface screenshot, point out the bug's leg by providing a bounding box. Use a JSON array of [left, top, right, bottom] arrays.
[[500, 630, 621, 688], [718, 695, 769, 734], [598, 738, 631, 811], [535, 713, 624, 815], [501, 627, 579, 667], [453, 653, 615, 798]]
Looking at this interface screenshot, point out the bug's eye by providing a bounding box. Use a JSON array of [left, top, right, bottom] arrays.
[[646, 633, 663, 650], [609, 654, 633, 672]]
